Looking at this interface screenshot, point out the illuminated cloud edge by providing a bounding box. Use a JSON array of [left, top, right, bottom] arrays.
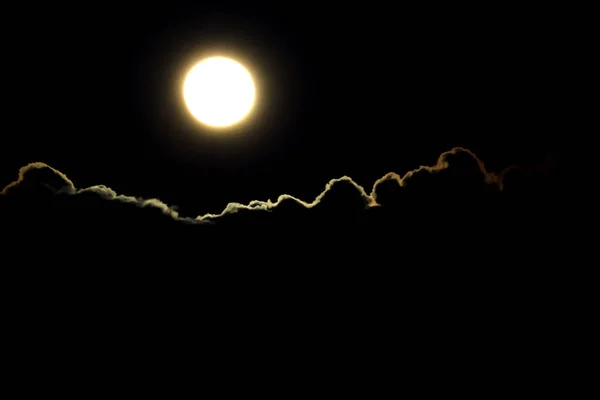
[[1, 147, 519, 224]]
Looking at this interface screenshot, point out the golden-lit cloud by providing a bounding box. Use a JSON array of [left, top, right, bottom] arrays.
[[0, 147, 521, 224]]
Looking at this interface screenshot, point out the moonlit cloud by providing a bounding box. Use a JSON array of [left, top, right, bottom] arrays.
[[0, 147, 522, 224]]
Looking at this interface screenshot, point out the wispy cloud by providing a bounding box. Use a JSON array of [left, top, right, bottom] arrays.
[[1, 147, 521, 224]]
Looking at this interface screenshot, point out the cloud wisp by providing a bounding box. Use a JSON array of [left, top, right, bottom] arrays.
[[1, 147, 519, 224]]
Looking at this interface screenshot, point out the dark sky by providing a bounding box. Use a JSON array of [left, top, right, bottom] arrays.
[[2, 3, 571, 217], [0, 2, 585, 386]]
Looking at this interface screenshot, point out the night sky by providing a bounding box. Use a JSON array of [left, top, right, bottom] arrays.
[[1, 2, 579, 389], [3, 4, 568, 212]]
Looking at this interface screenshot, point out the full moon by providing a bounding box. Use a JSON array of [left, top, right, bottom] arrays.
[[183, 56, 256, 128]]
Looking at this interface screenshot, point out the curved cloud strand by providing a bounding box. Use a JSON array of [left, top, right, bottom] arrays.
[[1, 147, 521, 224], [195, 147, 519, 221]]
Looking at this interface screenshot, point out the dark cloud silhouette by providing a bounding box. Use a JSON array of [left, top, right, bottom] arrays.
[[0, 146, 560, 271], [0, 148, 565, 390]]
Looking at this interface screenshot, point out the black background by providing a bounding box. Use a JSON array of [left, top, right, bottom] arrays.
[[0, 2, 584, 388]]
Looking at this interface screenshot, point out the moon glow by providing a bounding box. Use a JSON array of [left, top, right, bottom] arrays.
[[183, 57, 256, 128]]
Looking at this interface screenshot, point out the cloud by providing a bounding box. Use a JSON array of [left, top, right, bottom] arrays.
[[1, 162, 76, 196], [1, 147, 537, 225], [0, 147, 561, 295]]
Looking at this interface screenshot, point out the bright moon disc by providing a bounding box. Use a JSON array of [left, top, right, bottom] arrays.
[[183, 57, 256, 128]]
